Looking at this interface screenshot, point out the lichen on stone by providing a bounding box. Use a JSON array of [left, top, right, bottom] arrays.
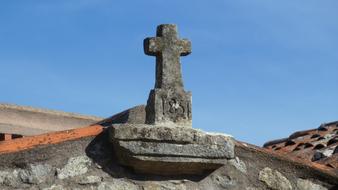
[[19, 163, 54, 184], [297, 178, 328, 190], [57, 156, 92, 179], [228, 157, 247, 174], [97, 179, 138, 190], [259, 167, 292, 190]]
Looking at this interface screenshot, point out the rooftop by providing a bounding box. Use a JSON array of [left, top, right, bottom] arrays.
[[0, 103, 102, 138], [264, 121, 338, 171]]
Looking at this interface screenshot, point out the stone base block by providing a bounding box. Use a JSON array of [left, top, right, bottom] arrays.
[[146, 88, 192, 126], [109, 124, 234, 175]]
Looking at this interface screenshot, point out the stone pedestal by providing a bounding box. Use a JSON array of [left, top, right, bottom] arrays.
[[146, 88, 192, 127], [110, 124, 234, 175]]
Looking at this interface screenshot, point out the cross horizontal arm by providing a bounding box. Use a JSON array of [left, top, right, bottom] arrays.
[[144, 37, 162, 56], [178, 39, 192, 56]]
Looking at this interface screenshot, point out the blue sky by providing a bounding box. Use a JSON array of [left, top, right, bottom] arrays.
[[1, 1, 338, 145]]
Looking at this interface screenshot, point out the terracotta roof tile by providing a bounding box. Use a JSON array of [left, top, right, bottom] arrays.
[[0, 125, 103, 154], [264, 121, 338, 172]]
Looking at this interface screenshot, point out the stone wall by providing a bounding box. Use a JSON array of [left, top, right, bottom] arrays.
[[0, 129, 336, 190]]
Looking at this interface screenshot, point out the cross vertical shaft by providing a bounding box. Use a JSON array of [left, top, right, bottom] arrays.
[[144, 24, 191, 90]]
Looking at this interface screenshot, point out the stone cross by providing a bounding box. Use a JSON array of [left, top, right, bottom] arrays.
[[144, 24, 192, 127], [144, 24, 191, 90]]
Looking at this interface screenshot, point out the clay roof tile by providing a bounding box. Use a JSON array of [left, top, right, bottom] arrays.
[[264, 121, 338, 172]]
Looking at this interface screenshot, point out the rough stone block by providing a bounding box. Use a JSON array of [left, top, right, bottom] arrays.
[[110, 124, 234, 175], [146, 88, 192, 127], [97, 105, 146, 126]]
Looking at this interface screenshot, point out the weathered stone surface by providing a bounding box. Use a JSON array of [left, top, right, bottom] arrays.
[[111, 124, 234, 146], [73, 187, 96, 190], [0, 171, 9, 184], [259, 167, 293, 190], [144, 24, 192, 126], [144, 24, 191, 92], [296, 178, 328, 190], [19, 164, 54, 184], [97, 179, 138, 190], [110, 124, 234, 175], [57, 156, 92, 179], [142, 181, 187, 190], [97, 105, 146, 126], [117, 141, 231, 158], [212, 173, 236, 188], [246, 187, 259, 190], [2, 169, 21, 187], [146, 89, 192, 127], [121, 155, 226, 175], [77, 175, 102, 185], [228, 157, 247, 174], [42, 184, 65, 190]]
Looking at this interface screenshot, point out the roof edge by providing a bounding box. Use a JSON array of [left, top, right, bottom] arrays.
[[0, 124, 103, 154], [237, 141, 338, 178], [263, 120, 338, 147], [0, 103, 103, 121]]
